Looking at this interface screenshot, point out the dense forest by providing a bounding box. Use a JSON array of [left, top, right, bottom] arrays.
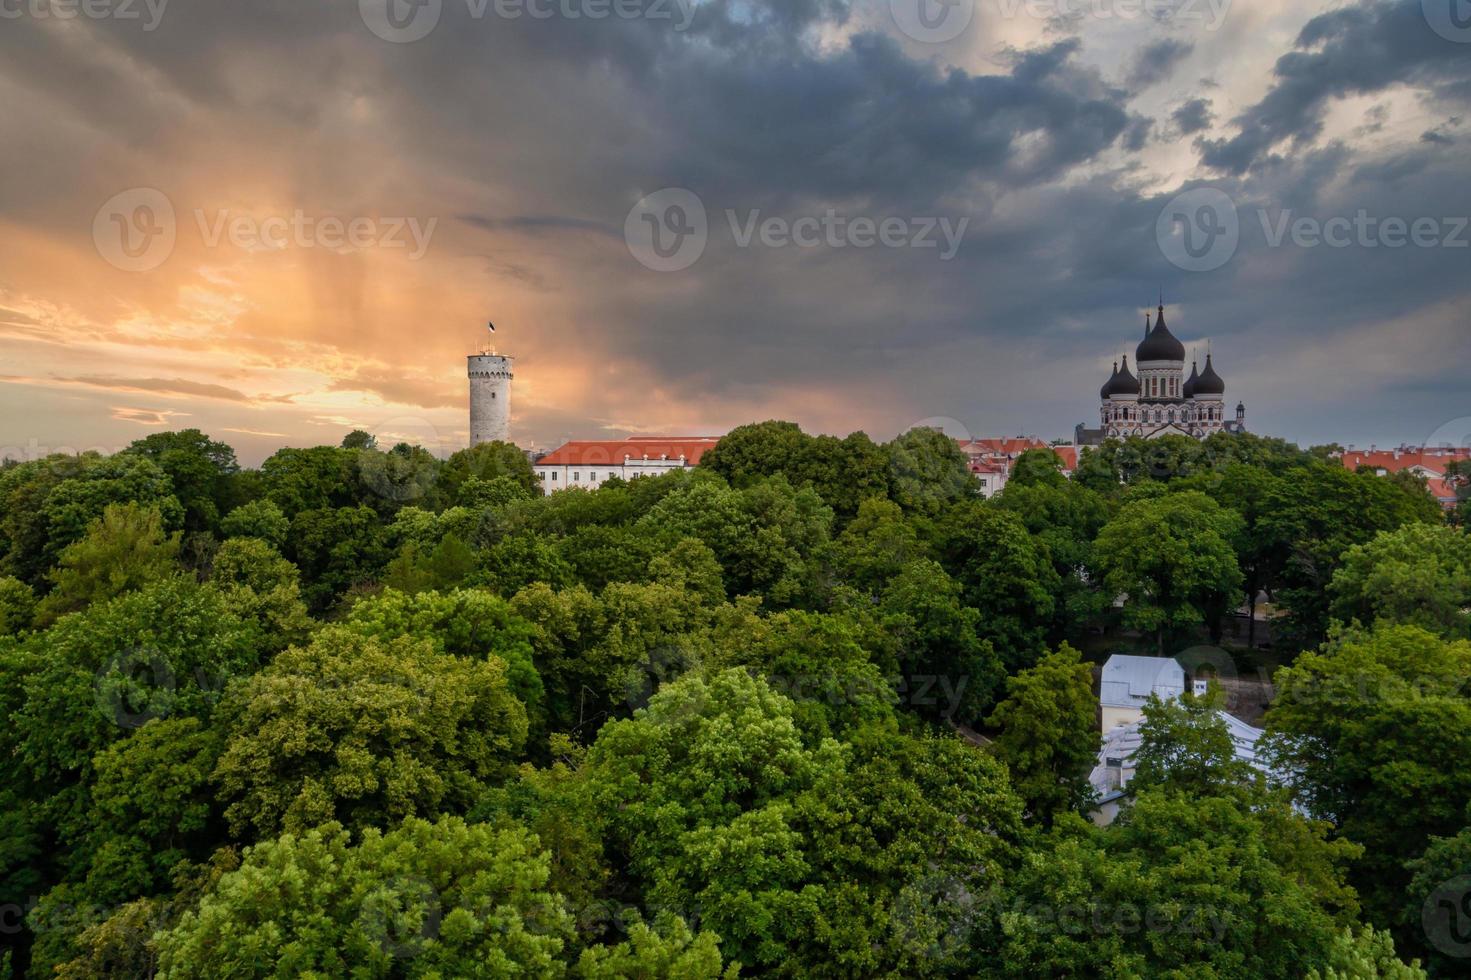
[[2, 421, 1469, 977]]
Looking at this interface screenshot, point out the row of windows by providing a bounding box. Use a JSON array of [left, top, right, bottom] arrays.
[[538, 471, 601, 482], [1105, 406, 1224, 424]]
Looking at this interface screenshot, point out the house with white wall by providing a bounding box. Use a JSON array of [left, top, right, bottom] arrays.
[[532, 437, 720, 495]]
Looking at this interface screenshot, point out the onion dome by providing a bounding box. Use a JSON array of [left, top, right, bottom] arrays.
[[1100, 361, 1120, 399], [1137, 303, 1186, 363], [1113, 355, 1140, 395], [1183, 360, 1200, 398], [1195, 353, 1226, 395]]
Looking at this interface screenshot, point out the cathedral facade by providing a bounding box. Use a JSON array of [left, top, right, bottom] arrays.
[[1079, 303, 1246, 444]]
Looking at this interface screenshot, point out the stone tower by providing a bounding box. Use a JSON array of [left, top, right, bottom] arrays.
[[468, 351, 513, 446]]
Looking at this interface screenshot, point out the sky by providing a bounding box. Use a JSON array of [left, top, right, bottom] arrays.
[[1, 0, 1468, 465]]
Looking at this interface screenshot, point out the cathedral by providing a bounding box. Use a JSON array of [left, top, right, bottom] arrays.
[[1078, 302, 1246, 444]]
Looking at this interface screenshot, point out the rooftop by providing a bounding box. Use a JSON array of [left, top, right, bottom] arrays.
[[534, 437, 721, 467], [1099, 654, 1185, 708]]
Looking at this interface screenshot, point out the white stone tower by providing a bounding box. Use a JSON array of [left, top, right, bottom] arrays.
[[468, 350, 514, 446]]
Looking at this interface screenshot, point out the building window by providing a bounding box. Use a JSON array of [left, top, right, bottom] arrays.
[[550, 472, 557, 481], [589, 472, 597, 481], [573, 472, 580, 482]]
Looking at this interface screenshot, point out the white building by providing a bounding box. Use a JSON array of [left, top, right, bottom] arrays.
[[1088, 710, 1268, 826], [532, 437, 721, 495], [955, 438, 1078, 498], [1099, 654, 1186, 732], [1078, 302, 1247, 444]]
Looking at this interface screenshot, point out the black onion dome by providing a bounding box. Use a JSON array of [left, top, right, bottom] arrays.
[[1183, 361, 1199, 398], [1114, 355, 1140, 395], [1195, 353, 1225, 395], [1100, 362, 1119, 399], [1137, 304, 1186, 362]]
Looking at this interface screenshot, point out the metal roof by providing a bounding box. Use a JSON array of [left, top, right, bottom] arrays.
[[1099, 654, 1185, 708]]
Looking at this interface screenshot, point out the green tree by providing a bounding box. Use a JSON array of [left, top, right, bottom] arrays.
[[36, 503, 181, 625], [342, 588, 545, 750], [286, 505, 390, 610], [986, 643, 1098, 824], [939, 501, 1058, 669], [1329, 523, 1471, 639], [701, 421, 890, 521], [154, 817, 572, 978], [995, 473, 1111, 642], [1259, 463, 1442, 650], [828, 497, 923, 599], [441, 441, 538, 500], [1003, 790, 1359, 978], [1129, 687, 1254, 798], [1092, 490, 1243, 651], [219, 498, 289, 548], [340, 429, 377, 450], [213, 627, 528, 838], [80, 716, 224, 905], [1263, 624, 1471, 931], [0, 576, 36, 634], [1305, 927, 1425, 980], [884, 427, 974, 516], [575, 914, 736, 979], [879, 559, 1003, 724], [125, 429, 239, 533], [209, 537, 313, 650]]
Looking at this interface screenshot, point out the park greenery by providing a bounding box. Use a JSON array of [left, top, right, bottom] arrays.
[[0, 422, 1468, 976]]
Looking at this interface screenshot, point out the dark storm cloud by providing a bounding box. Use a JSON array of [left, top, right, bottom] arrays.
[[1126, 38, 1193, 89], [1199, 0, 1471, 174], [1173, 98, 1213, 135], [2, 0, 1469, 449]]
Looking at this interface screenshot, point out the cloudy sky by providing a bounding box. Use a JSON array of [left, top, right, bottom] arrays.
[[1, 0, 1468, 464]]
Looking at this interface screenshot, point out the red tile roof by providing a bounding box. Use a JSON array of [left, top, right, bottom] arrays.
[[1339, 447, 1471, 477], [958, 437, 1052, 456], [1427, 477, 1459, 505], [535, 437, 721, 467]]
